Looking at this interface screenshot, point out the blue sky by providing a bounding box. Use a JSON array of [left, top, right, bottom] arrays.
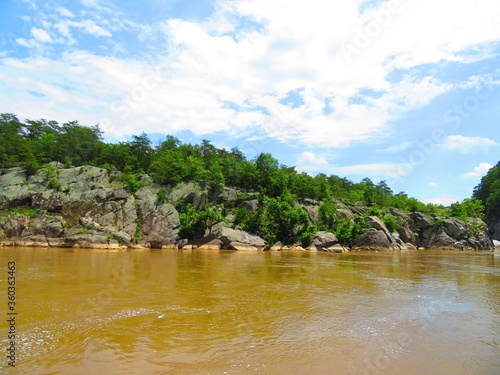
[[1, 0, 499, 205]]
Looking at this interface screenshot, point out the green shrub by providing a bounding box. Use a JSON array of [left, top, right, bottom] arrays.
[[118, 172, 144, 194], [47, 178, 62, 191], [317, 201, 336, 230], [382, 214, 397, 233], [300, 225, 317, 247], [334, 218, 365, 247], [157, 187, 168, 204]]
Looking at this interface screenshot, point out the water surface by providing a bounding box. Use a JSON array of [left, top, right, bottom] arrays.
[[1, 247, 499, 374]]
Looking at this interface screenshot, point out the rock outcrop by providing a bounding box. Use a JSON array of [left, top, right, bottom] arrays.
[[0, 165, 495, 251]]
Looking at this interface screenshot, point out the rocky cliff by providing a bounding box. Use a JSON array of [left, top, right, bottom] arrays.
[[0, 165, 494, 251]]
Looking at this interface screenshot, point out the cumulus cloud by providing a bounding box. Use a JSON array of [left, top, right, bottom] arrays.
[[442, 135, 498, 153], [31, 28, 53, 43], [429, 182, 438, 186], [1, 0, 499, 143], [333, 163, 409, 176], [461, 163, 493, 178], [376, 141, 412, 153], [421, 194, 462, 206], [296, 151, 329, 171]]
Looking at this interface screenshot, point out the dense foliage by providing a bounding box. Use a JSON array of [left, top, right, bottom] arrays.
[[0, 113, 487, 243], [473, 161, 500, 222]]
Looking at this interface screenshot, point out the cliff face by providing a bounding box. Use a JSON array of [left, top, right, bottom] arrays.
[[0, 166, 494, 251]]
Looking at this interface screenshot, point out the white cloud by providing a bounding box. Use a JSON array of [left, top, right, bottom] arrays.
[[421, 194, 462, 206], [461, 162, 494, 178], [429, 182, 439, 186], [56, 6, 75, 18], [442, 135, 498, 153], [69, 20, 112, 37], [31, 28, 53, 43], [333, 163, 409, 176], [377, 141, 412, 153], [296, 151, 328, 171], [1, 0, 500, 144]]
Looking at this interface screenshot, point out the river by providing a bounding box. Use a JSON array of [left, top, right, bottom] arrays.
[[1, 247, 499, 374]]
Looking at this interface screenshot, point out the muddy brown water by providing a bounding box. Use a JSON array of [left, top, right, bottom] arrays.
[[1, 247, 499, 374]]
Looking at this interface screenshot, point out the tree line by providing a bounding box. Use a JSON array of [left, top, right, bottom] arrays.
[[0, 113, 487, 231]]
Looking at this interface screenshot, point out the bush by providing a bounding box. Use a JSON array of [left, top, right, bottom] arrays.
[[368, 206, 383, 218], [118, 172, 144, 194], [317, 201, 336, 230], [157, 187, 168, 204], [300, 225, 317, 247], [334, 218, 365, 247], [382, 214, 397, 233], [47, 178, 62, 191]]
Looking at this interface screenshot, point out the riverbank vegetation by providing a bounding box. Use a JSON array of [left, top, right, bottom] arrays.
[[0, 113, 490, 245]]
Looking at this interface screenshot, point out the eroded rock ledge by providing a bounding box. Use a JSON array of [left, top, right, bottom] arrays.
[[0, 166, 494, 251]]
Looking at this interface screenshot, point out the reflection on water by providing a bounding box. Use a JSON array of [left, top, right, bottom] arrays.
[[1, 248, 500, 374]]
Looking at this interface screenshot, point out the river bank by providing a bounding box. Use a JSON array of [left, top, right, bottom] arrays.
[[0, 165, 495, 252]]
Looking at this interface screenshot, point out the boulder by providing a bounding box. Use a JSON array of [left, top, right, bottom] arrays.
[[141, 204, 180, 248], [62, 234, 110, 248], [440, 218, 469, 240], [269, 242, 282, 251], [79, 216, 102, 230], [228, 241, 259, 251], [353, 230, 399, 251], [311, 231, 338, 249], [336, 208, 354, 219], [397, 226, 417, 245], [303, 205, 319, 224], [0, 214, 28, 238], [168, 182, 206, 210], [28, 216, 65, 238], [410, 212, 434, 230], [215, 227, 268, 250], [243, 200, 258, 214], [322, 244, 348, 253], [426, 227, 458, 249]]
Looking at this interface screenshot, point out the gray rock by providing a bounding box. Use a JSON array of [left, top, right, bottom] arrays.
[[141, 203, 180, 248], [397, 226, 417, 245], [311, 231, 338, 249], [353, 230, 399, 251], [79, 217, 102, 230], [410, 212, 434, 229], [228, 241, 259, 251], [427, 227, 457, 249], [0, 214, 28, 238], [302, 205, 319, 224], [243, 199, 258, 214], [336, 208, 354, 219], [169, 182, 205, 208], [215, 227, 268, 249], [440, 218, 468, 240], [27, 216, 65, 238]]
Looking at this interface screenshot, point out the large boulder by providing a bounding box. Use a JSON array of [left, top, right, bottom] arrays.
[[214, 227, 268, 250], [426, 227, 458, 249], [440, 218, 469, 240], [0, 214, 28, 238], [336, 208, 354, 219], [311, 231, 338, 250], [141, 204, 180, 248], [243, 199, 258, 214], [168, 182, 206, 210], [410, 212, 434, 230], [303, 205, 319, 224], [27, 215, 65, 238], [353, 229, 399, 251]]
